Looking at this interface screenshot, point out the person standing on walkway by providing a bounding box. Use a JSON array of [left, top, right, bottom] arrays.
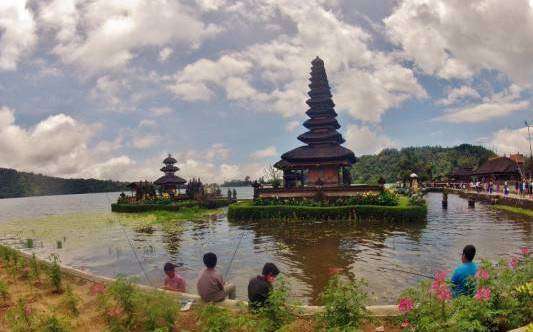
[[504, 181, 510, 196]]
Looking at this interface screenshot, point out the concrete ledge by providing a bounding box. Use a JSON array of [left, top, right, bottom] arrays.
[[12, 247, 399, 317]]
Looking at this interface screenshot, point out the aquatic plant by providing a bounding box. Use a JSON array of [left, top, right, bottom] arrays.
[[319, 275, 370, 330], [47, 254, 62, 293], [60, 285, 80, 317], [25, 238, 34, 248], [29, 253, 41, 284]]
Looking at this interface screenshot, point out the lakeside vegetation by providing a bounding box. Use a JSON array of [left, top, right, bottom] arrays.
[[0, 244, 529, 331], [351, 144, 495, 184], [492, 205, 533, 218], [0, 168, 128, 199]]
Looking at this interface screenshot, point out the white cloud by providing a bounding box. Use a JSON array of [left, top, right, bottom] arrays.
[[436, 84, 529, 123], [205, 143, 231, 161], [148, 106, 173, 116], [488, 127, 531, 155], [46, 0, 221, 72], [250, 146, 278, 159], [285, 120, 300, 132], [167, 0, 426, 121], [0, 0, 36, 70], [385, 0, 533, 83], [131, 135, 160, 149], [345, 124, 396, 155], [437, 86, 481, 106], [158, 47, 173, 62]]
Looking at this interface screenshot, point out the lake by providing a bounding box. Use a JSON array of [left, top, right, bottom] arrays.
[[0, 189, 530, 304]]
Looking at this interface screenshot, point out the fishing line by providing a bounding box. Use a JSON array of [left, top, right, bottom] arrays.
[[105, 193, 154, 287], [380, 266, 433, 279], [223, 232, 245, 280]]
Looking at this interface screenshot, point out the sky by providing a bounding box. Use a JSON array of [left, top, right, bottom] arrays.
[[0, 0, 533, 183]]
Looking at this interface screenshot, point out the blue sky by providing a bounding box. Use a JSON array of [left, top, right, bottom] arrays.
[[0, 0, 532, 182]]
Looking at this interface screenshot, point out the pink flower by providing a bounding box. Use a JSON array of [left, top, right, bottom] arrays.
[[509, 258, 518, 269], [401, 319, 410, 328], [398, 297, 414, 314], [435, 285, 452, 302], [107, 306, 123, 318], [433, 271, 448, 282], [521, 247, 529, 256], [475, 287, 491, 301], [89, 283, 106, 296], [24, 305, 32, 318], [327, 267, 344, 276], [476, 268, 489, 280]]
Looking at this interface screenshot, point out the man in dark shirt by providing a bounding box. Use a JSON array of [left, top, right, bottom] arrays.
[[248, 263, 280, 310]]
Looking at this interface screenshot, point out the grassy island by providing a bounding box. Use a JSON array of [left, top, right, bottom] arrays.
[[492, 205, 533, 218], [111, 198, 232, 213], [228, 192, 427, 222]]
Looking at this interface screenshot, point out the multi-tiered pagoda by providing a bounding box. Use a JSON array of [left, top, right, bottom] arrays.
[[274, 57, 356, 187], [154, 154, 187, 196]]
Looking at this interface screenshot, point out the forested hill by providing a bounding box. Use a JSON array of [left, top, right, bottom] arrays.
[[0, 168, 129, 198], [350, 144, 496, 184]]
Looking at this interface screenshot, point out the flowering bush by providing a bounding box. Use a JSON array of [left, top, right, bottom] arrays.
[[254, 190, 400, 207], [398, 249, 532, 331]]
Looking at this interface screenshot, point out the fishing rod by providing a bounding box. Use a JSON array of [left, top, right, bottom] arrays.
[[223, 232, 245, 280], [105, 193, 154, 287], [379, 266, 433, 279]]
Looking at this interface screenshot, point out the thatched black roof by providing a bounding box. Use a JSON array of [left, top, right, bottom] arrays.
[[163, 154, 177, 164], [154, 174, 186, 186], [275, 57, 356, 169], [473, 157, 522, 176]]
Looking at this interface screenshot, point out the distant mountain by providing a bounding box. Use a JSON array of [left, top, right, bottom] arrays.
[[0, 168, 129, 199], [350, 144, 496, 184]]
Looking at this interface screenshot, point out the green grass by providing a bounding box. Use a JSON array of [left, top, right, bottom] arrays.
[[492, 205, 533, 218], [398, 195, 410, 207]]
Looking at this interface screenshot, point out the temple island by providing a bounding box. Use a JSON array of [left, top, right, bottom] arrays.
[[229, 57, 427, 222], [112, 154, 232, 213]]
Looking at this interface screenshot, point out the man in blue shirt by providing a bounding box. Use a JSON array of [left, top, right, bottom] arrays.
[[451, 245, 478, 297]]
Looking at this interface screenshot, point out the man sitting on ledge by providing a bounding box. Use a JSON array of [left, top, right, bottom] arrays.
[[451, 245, 478, 297], [248, 263, 280, 310], [197, 252, 236, 302]]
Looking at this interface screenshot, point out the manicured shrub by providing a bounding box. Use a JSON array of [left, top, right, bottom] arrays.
[[319, 275, 370, 330], [228, 202, 426, 222]]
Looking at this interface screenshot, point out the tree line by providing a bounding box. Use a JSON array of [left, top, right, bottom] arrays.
[[0, 168, 129, 198], [350, 144, 496, 184]]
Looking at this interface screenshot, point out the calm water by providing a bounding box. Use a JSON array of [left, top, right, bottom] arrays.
[[0, 189, 530, 304]]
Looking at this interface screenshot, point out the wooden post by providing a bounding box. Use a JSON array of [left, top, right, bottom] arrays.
[[442, 192, 448, 209], [468, 199, 475, 208]]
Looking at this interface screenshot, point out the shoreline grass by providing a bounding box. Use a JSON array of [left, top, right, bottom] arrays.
[[492, 205, 533, 218]]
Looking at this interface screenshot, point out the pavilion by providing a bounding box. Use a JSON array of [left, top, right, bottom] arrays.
[[472, 156, 524, 183], [274, 57, 356, 187], [257, 57, 381, 199], [154, 154, 187, 197]]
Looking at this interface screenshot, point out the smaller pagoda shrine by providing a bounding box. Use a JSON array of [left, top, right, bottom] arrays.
[[154, 154, 187, 197], [274, 57, 356, 188]]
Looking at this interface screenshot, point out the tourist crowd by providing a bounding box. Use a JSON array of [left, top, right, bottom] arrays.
[[447, 180, 533, 198]]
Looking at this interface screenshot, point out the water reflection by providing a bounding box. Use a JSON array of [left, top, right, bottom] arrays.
[[0, 192, 530, 304]]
